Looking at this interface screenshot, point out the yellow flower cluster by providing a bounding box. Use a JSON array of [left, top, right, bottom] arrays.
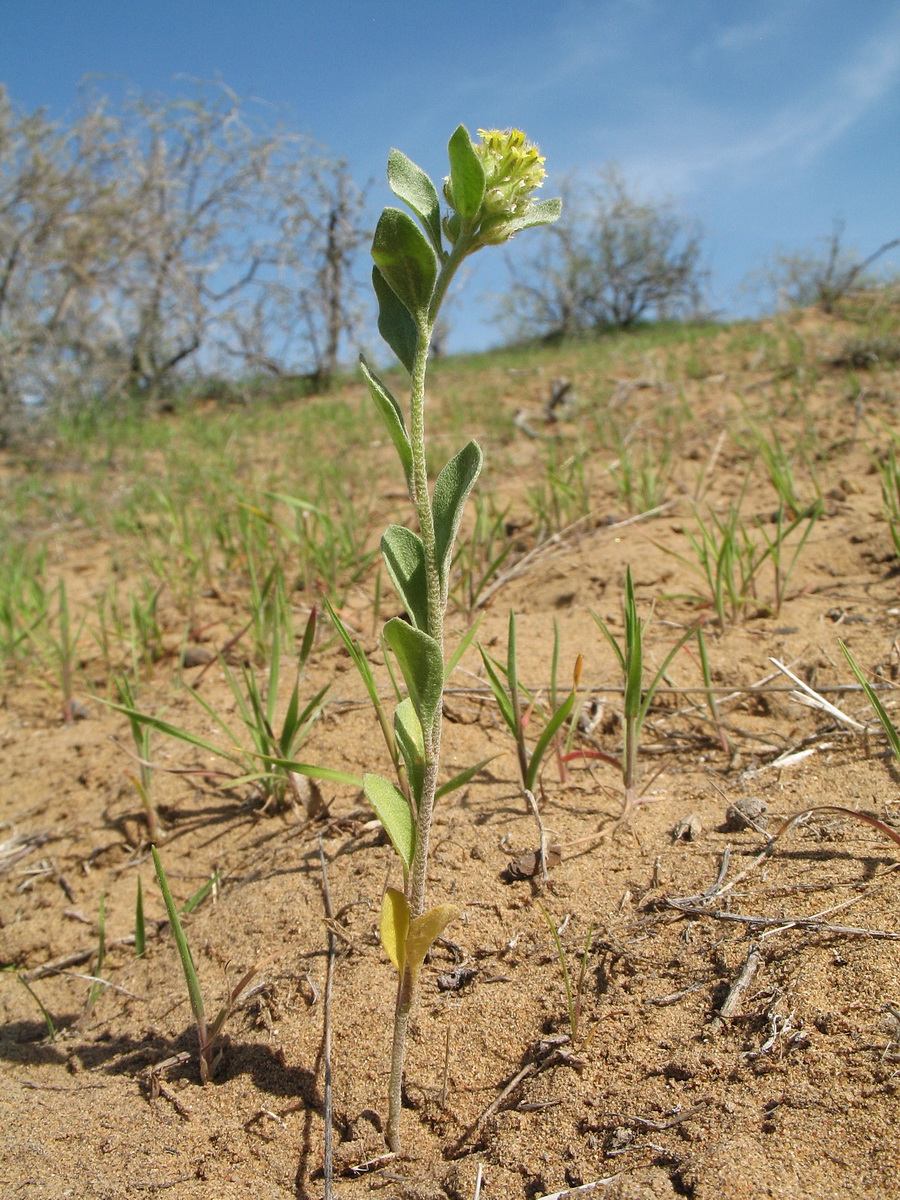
[[476, 128, 547, 202], [469, 127, 546, 245]]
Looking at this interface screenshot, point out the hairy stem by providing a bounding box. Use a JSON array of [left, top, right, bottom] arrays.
[[386, 245, 467, 1152], [386, 969, 413, 1152]]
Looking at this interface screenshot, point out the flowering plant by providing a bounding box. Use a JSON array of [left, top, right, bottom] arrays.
[[359, 125, 559, 1151]]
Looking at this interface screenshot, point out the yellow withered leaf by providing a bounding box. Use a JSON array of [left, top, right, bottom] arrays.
[[405, 904, 459, 984], [379, 887, 410, 974]]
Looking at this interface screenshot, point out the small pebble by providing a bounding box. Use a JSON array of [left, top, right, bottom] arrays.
[[724, 796, 769, 831]]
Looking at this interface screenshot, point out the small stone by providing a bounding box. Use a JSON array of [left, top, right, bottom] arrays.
[[182, 644, 213, 667], [436, 965, 478, 991], [502, 844, 562, 880], [724, 796, 769, 831]]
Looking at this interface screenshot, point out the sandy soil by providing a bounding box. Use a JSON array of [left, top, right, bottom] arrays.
[[2, 309, 900, 1199]]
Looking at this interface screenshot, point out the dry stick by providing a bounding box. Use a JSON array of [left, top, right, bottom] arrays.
[[769, 657, 865, 729], [756, 889, 874, 942], [667, 906, 900, 941], [536, 1180, 623, 1200], [693, 428, 727, 501], [710, 944, 762, 1033], [451, 1044, 574, 1153], [472, 1162, 484, 1200], [190, 617, 253, 683], [607, 1097, 713, 1132], [669, 806, 900, 914], [318, 837, 336, 1200], [524, 788, 550, 883], [451, 1058, 542, 1151], [20, 931, 157, 982]]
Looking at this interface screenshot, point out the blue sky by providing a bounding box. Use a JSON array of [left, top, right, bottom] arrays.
[[2, 0, 899, 353]]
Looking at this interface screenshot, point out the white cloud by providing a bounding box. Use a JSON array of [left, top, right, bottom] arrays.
[[713, 17, 780, 53], [614, 9, 900, 195]]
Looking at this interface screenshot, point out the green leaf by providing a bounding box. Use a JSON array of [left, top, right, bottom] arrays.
[[381, 526, 429, 631], [445, 613, 482, 681], [435, 755, 497, 800], [99, 698, 244, 772], [383, 617, 444, 734], [841, 641, 900, 762], [181, 871, 223, 916], [380, 887, 410, 974], [363, 773, 416, 873], [324, 595, 379, 706], [478, 646, 518, 736], [387, 149, 443, 253], [152, 846, 206, 1034], [135, 876, 146, 958], [250, 753, 363, 789], [623, 568, 643, 721], [372, 266, 418, 373], [433, 440, 483, 601], [394, 698, 425, 807], [500, 196, 563, 236], [506, 609, 520, 723], [446, 125, 485, 222], [525, 689, 577, 793], [372, 206, 438, 318], [590, 610, 626, 674], [298, 604, 317, 670], [359, 355, 413, 490]]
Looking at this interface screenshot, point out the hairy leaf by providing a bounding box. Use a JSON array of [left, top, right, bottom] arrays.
[[406, 904, 459, 984], [360, 354, 412, 489], [381, 525, 429, 631], [372, 206, 438, 318], [394, 698, 425, 808], [501, 196, 562, 236], [372, 266, 418, 373], [387, 149, 443, 253], [383, 618, 444, 734], [363, 773, 415, 873], [433, 440, 483, 601], [446, 125, 485, 222]]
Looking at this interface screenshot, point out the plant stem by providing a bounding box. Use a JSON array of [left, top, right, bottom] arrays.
[[406, 318, 442, 923], [387, 971, 414, 1151], [385, 245, 466, 1153]]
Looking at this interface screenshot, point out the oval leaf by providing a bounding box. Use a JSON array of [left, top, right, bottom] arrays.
[[387, 149, 443, 253], [363, 773, 415, 874], [372, 266, 418, 373], [383, 618, 444, 735], [394, 698, 425, 808], [501, 196, 563, 236], [406, 904, 460, 985], [380, 886, 410, 975], [372, 206, 438, 319], [359, 355, 412, 489], [381, 526, 429, 631], [433, 440, 483, 601], [446, 125, 485, 222]]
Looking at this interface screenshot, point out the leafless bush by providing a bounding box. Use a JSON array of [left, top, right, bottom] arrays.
[[0, 82, 366, 438], [761, 219, 899, 314], [498, 165, 707, 341]]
